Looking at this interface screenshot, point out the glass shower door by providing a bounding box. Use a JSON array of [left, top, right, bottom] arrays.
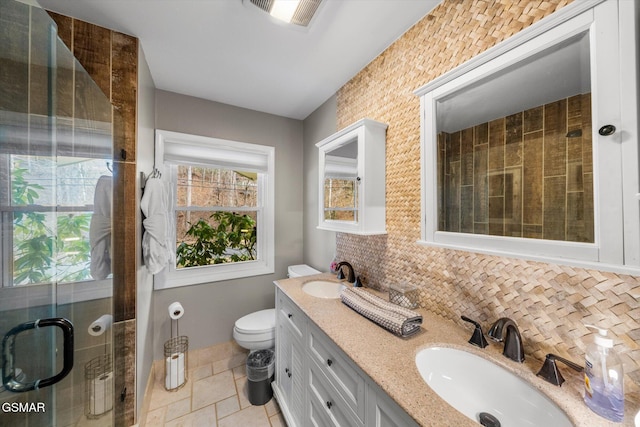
[[0, 1, 115, 425]]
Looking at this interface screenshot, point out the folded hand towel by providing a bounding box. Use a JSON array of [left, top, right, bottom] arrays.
[[340, 287, 422, 337]]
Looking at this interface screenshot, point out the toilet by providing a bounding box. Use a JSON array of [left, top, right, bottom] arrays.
[[233, 264, 321, 351]]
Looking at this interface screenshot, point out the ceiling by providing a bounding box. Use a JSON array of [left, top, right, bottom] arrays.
[[38, 0, 441, 120]]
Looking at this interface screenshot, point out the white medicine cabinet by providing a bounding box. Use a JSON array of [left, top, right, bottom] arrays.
[[415, 0, 639, 272], [316, 119, 388, 235]]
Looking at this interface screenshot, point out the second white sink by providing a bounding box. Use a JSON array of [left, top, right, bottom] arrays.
[[415, 347, 573, 427], [302, 280, 346, 299]]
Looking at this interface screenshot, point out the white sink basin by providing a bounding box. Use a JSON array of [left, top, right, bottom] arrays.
[[415, 347, 573, 427], [302, 280, 346, 299]]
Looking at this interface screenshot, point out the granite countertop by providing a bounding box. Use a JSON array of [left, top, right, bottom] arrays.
[[275, 273, 639, 427]]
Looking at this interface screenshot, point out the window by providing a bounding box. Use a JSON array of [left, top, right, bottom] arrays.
[[154, 130, 275, 289], [416, 0, 640, 272], [1, 154, 111, 287], [174, 165, 258, 268]]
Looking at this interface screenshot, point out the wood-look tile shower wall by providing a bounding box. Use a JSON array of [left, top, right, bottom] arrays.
[[439, 94, 593, 242], [48, 12, 138, 426]]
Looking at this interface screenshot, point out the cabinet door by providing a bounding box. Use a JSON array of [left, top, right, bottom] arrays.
[[365, 386, 419, 427], [316, 118, 388, 235], [275, 290, 306, 427], [289, 338, 305, 426], [276, 320, 293, 400]]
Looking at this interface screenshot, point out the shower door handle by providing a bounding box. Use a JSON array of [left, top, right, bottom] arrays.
[[2, 318, 74, 392]]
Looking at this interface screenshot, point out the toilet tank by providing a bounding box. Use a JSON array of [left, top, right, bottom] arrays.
[[287, 264, 321, 278]]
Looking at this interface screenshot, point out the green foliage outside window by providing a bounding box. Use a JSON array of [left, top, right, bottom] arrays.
[[11, 164, 92, 285], [176, 211, 257, 268]]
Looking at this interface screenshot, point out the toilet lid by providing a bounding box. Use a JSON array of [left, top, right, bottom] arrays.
[[288, 264, 321, 277], [235, 309, 276, 334]]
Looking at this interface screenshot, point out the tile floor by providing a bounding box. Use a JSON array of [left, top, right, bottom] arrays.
[[142, 341, 285, 427]]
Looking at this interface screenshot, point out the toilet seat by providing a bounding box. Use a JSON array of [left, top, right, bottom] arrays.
[[234, 309, 276, 335]]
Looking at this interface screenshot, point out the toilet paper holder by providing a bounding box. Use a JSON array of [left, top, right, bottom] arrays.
[[84, 354, 113, 418], [164, 336, 188, 391], [164, 302, 188, 391]]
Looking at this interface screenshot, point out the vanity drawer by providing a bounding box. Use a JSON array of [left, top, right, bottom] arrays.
[[278, 291, 305, 339], [308, 359, 363, 427], [308, 323, 366, 421]]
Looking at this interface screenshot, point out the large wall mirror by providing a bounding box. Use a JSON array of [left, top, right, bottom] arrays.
[[436, 33, 591, 242], [416, 0, 639, 271]]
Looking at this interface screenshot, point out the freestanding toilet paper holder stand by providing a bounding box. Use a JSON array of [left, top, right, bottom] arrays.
[[84, 314, 114, 419], [164, 304, 188, 391], [84, 354, 113, 419]]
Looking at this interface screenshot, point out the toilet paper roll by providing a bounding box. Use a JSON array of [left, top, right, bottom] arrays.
[[168, 302, 184, 320], [88, 314, 113, 336], [165, 352, 186, 389], [88, 372, 114, 415]]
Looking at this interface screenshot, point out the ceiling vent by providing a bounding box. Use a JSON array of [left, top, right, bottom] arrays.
[[248, 0, 323, 27]]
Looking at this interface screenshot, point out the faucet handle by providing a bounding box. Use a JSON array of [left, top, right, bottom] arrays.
[[536, 353, 583, 386], [461, 316, 489, 348]]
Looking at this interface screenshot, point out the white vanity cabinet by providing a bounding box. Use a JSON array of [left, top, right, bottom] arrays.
[[273, 288, 419, 427], [316, 118, 388, 235], [274, 290, 306, 426]]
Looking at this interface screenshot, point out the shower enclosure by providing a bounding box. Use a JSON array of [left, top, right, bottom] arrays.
[[1, 0, 116, 425]]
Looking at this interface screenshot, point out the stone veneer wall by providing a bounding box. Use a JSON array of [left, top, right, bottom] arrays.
[[334, 0, 640, 402]]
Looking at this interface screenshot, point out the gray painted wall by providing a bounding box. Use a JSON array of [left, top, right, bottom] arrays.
[[136, 45, 156, 416], [302, 95, 338, 272], [152, 90, 305, 358]]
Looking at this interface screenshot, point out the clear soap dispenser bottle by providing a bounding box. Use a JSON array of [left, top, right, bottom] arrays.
[[584, 325, 624, 422]]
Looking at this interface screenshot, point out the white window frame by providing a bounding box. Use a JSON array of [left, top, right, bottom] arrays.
[[153, 130, 275, 289], [415, 0, 640, 274]]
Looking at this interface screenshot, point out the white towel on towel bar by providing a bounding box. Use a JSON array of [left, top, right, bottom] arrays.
[[141, 177, 171, 274], [89, 175, 112, 280]]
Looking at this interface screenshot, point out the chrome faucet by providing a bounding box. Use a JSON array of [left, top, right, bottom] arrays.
[[335, 261, 356, 284], [487, 318, 525, 363]]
